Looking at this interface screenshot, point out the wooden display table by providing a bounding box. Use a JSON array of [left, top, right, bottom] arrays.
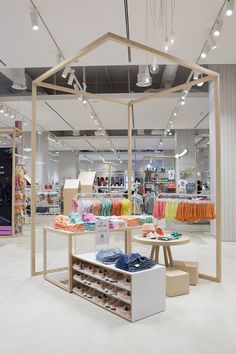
[[43, 225, 142, 292], [132, 235, 190, 267]]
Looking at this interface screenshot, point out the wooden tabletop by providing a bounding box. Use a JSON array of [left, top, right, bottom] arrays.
[[133, 234, 190, 246]]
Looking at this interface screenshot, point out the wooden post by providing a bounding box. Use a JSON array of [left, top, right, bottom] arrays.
[[214, 75, 222, 282], [128, 102, 133, 206], [31, 84, 37, 276]]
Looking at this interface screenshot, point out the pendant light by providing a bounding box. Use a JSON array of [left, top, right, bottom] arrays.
[[225, 0, 234, 16], [150, 57, 159, 74], [136, 65, 152, 87]]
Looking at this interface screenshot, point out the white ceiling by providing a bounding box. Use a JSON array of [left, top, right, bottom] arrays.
[[0, 0, 235, 68]]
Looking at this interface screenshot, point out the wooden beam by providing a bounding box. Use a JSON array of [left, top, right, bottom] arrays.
[[108, 32, 218, 77], [31, 84, 37, 276], [199, 273, 218, 282], [34, 33, 110, 84], [37, 82, 128, 105], [214, 75, 222, 282], [128, 102, 133, 205], [133, 75, 213, 105]]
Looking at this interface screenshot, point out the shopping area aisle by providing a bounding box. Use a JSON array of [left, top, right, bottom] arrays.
[[0, 229, 235, 354]]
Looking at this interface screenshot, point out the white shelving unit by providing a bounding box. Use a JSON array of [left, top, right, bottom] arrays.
[[72, 252, 166, 322]]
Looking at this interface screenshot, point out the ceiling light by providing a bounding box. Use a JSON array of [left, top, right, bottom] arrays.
[[90, 113, 94, 119], [181, 95, 186, 100], [149, 58, 159, 74], [37, 131, 42, 135], [30, 10, 39, 31], [225, 0, 234, 16], [82, 97, 87, 105], [67, 71, 74, 86], [193, 71, 199, 80], [167, 128, 170, 132], [62, 65, 70, 79], [175, 148, 188, 159], [10, 112, 15, 119], [4, 109, 8, 117], [0, 105, 4, 113], [136, 65, 152, 87], [213, 18, 223, 36], [180, 100, 185, 106], [168, 132, 172, 136], [160, 139, 163, 146], [23, 122, 27, 126], [170, 32, 175, 45], [170, 123, 174, 128], [173, 112, 177, 116], [23, 147, 31, 152], [184, 89, 189, 94], [208, 34, 217, 50], [201, 43, 210, 58], [164, 37, 169, 52]]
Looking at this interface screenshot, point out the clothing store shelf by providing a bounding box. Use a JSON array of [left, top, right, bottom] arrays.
[[73, 286, 131, 321], [71, 252, 166, 322], [72, 267, 131, 293], [72, 276, 131, 305]]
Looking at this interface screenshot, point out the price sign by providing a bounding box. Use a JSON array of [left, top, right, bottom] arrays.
[[95, 219, 109, 245]]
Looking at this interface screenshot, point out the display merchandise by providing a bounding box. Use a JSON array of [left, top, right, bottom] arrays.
[[71, 252, 165, 322]]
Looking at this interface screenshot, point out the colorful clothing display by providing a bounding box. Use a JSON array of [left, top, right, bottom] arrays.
[[53, 215, 84, 231], [96, 248, 124, 264]]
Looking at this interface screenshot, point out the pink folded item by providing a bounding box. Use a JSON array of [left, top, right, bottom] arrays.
[[142, 223, 155, 233]]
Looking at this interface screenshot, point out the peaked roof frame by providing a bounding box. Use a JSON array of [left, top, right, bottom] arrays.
[[31, 33, 221, 286]]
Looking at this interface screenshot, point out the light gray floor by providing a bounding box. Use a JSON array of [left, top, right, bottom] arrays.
[[0, 218, 236, 354]]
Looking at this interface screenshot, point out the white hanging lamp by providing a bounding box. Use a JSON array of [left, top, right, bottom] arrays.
[[136, 65, 152, 87]]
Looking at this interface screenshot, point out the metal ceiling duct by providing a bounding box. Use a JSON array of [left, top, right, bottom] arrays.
[[0, 68, 27, 90]]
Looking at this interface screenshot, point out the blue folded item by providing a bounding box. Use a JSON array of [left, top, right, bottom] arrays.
[[68, 212, 84, 224], [96, 248, 124, 264], [115, 253, 155, 272]]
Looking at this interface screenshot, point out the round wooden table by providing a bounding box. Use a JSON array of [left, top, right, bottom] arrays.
[[133, 235, 190, 267]]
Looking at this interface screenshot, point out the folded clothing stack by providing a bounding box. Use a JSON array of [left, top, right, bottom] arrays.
[[69, 211, 84, 224], [109, 217, 127, 229], [82, 213, 96, 231], [96, 248, 124, 265], [115, 253, 156, 272], [140, 215, 153, 224], [118, 216, 140, 227], [53, 215, 84, 231], [158, 231, 182, 241]]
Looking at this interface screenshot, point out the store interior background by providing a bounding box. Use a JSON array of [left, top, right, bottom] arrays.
[[0, 1, 236, 353]]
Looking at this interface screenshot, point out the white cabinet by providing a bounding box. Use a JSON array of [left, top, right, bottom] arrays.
[[72, 253, 166, 322]]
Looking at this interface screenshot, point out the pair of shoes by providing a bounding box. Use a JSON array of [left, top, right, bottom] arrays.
[[91, 279, 103, 290], [105, 299, 121, 310], [118, 277, 131, 290], [84, 264, 95, 274], [73, 285, 84, 295], [93, 293, 108, 305], [94, 267, 105, 279], [73, 273, 84, 282], [116, 304, 131, 318], [117, 290, 131, 302], [73, 262, 83, 271], [103, 285, 117, 295]]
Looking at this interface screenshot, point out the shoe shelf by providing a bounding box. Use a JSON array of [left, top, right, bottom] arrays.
[[72, 283, 131, 321], [71, 252, 166, 322], [73, 274, 131, 305], [72, 266, 131, 292]]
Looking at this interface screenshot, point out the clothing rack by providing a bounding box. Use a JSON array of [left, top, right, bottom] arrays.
[[157, 192, 215, 199]]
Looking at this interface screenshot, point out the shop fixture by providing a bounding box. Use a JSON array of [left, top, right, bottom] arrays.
[[31, 32, 221, 283], [0, 127, 25, 237]]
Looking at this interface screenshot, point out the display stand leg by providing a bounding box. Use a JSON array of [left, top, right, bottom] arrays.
[[68, 235, 73, 293], [125, 230, 132, 254], [43, 228, 47, 276], [167, 246, 173, 267], [150, 246, 155, 259], [163, 247, 169, 267], [155, 246, 160, 263]]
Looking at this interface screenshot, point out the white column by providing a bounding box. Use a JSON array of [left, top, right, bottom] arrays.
[[210, 64, 236, 241]]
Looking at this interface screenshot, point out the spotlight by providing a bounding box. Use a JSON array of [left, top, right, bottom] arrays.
[[181, 95, 186, 100], [167, 128, 170, 132], [225, 0, 234, 16], [90, 113, 94, 119], [30, 10, 39, 31], [62, 65, 70, 79], [67, 71, 74, 86], [173, 112, 177, 116], [184, 89, 189, 94], [10, 112, 15, 119], [197, 75, 204, 87], [23, 122, 27, 126], [4, 109, 8, 117], [201, 43, 210, 58], [0, 105, 4, 113], [213, 18, 223, 36], [193, 71, 199, 80], [180, 100, 185, 106], [208, 34, 217, 50], [168, 132, 172, 136], [82, 97, 87, 105], [170, 123, 174, 128]]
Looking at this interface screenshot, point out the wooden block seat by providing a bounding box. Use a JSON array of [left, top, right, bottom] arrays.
[[173, 260, 199, 285], [166, 267, 190, 297]]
